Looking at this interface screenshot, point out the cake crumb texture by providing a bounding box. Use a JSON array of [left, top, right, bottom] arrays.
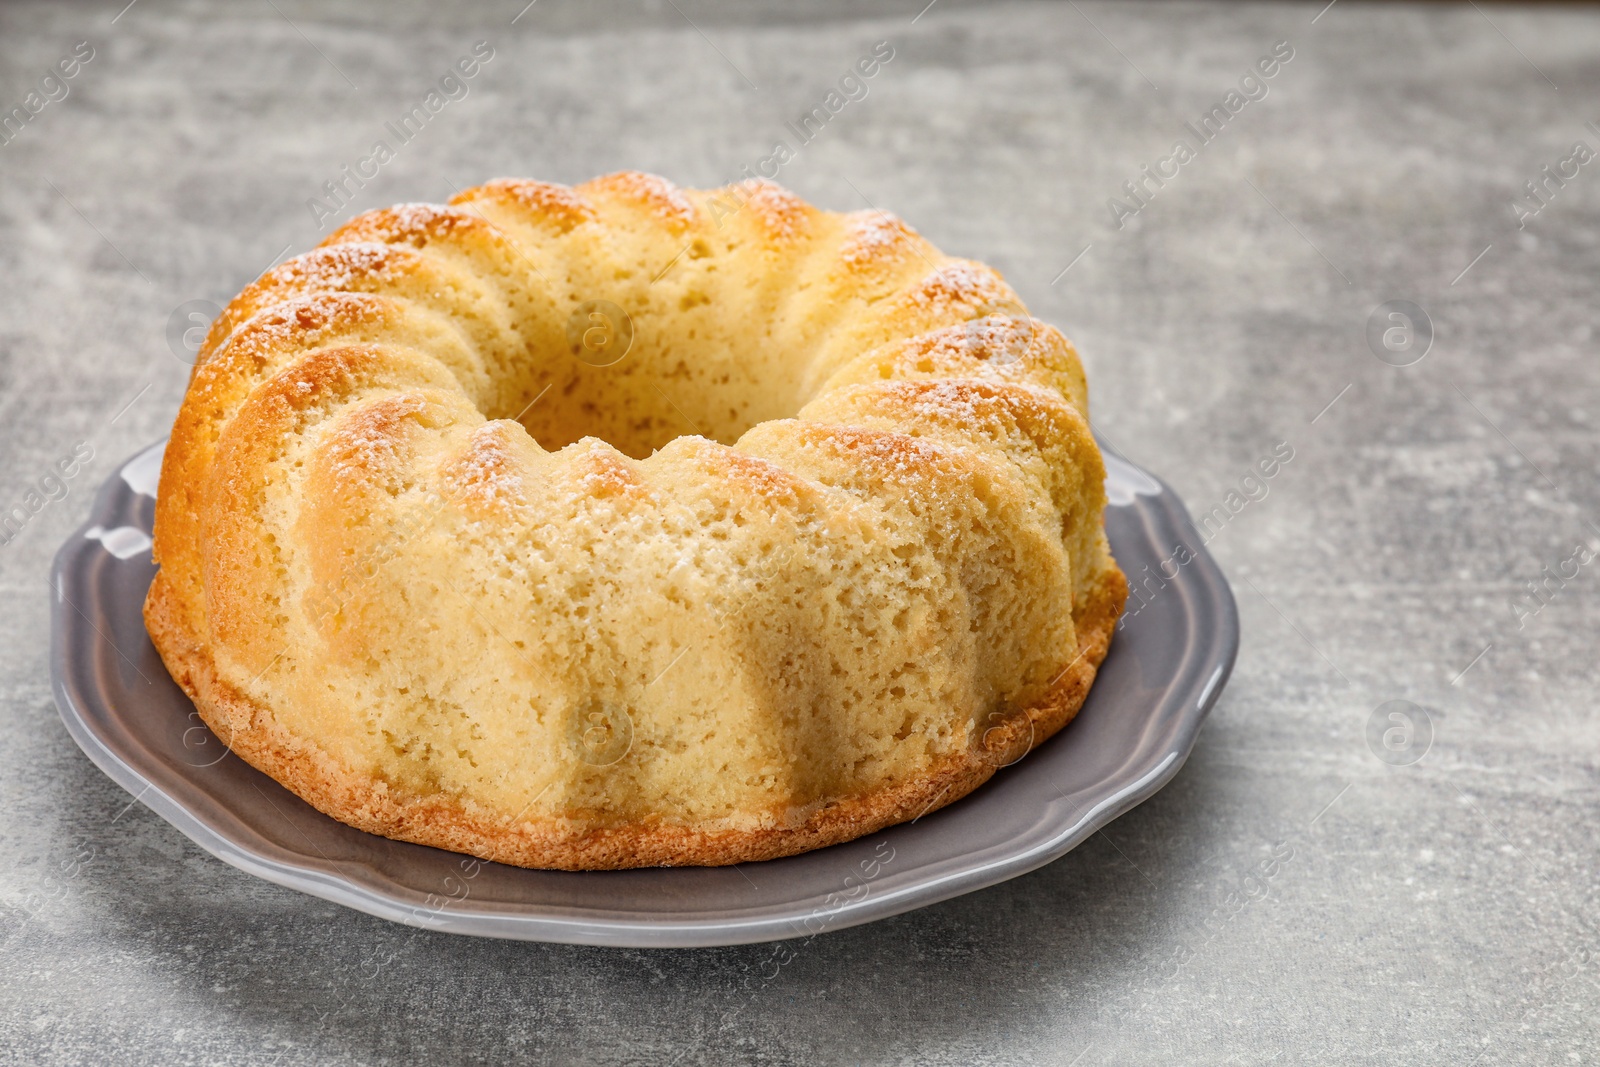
[[144, 173, 1127, 869]]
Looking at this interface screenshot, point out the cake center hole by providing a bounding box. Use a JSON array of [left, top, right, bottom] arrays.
[[498, 287, 816, 460]]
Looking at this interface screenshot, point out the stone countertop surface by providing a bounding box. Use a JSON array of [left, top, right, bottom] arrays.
[[1, 0, 1597, 1063]]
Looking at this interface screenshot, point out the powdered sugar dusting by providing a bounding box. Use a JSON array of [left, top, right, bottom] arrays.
[[447, 424, 529, 508], [949, 316, 1029, 351], [265, 242, 407, 293], [384, 202, 457, 226], [213, 293, 391, 366], [716, 444, 808, 504], [839, 210, 917, 267], [905, 379, 990, 424], [736, 179, 810, 241], [898, 261, 1010, 315], [590, 171, 699, 229], [896, 378, 1057, 431], [325, 393, 429, 490], [330, 202, 494, 249], [454, 179, 597, 233], [803, 422, 946, 480], [571, 438, 647, 500], [204, 244, 409, 361]]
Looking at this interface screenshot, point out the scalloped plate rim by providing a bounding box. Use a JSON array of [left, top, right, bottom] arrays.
[[50, 439, 1238, 948]]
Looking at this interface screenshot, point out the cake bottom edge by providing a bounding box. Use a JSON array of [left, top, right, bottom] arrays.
[[141, 566, 1128, 871]]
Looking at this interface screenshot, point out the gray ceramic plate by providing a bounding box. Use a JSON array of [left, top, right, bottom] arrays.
[[51, 440, 1237, 948]]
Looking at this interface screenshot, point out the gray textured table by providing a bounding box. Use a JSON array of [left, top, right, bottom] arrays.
[[3, 1, 1598, 1063]]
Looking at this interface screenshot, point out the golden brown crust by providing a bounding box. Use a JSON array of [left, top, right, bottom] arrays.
[[447, 178, 597, 234], [143, 565, 1124, 870], [145, 172, 1128, 871]]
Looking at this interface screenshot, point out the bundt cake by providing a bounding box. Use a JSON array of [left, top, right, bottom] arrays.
[[144, 172, 1127, 870]]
